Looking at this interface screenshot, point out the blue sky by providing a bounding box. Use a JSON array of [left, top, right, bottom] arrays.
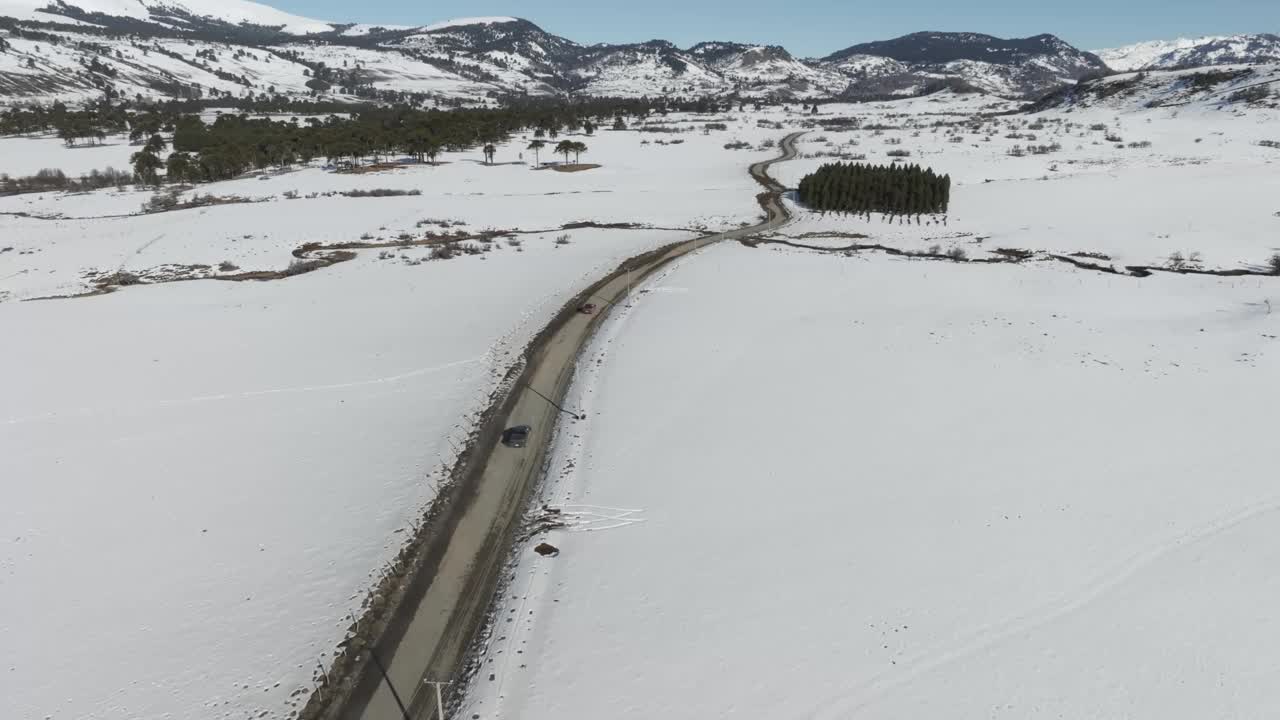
[[273, 0, 1279, 56]]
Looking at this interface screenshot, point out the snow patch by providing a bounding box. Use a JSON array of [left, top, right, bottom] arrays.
[[421, 16, 519, 32]]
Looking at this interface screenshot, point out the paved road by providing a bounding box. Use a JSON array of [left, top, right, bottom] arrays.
[[346, 131, 804, 720]]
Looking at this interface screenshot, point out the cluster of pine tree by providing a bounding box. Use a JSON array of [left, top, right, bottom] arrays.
[[0, 99, 691, 188], [797, 162, 951, 216]]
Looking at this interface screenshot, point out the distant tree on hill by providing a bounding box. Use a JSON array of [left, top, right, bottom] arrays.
[[583, 120, 595, 136], [527, 139, 545, 166], [165, 152, 194, 184], [129, 113, 163, 143], [144, 133, 166, 154], [612, 115, 627, 131], [482, 143, 496, 165], [56, 116, 110, 147], [131, 149, 162, 186], [405, 130, 430, 162]]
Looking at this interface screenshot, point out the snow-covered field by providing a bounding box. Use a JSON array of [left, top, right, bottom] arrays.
[[456, 83, 1280, 719], [0, 118, 783, 720], [464, 243, 1280, 720], [770, 88, 1280, 270], [3, 78, 1280, 720], [0, 124, 776, 300], [3, 227, 697, 720], [0, 132, 140, 177]]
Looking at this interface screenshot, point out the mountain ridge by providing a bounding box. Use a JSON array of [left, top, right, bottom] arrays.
[[1, 1, 1277, 106], [1097, 33, 1280, 71]]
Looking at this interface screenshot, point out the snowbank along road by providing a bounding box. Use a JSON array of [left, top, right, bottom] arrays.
[[340, 132, 804, 720]]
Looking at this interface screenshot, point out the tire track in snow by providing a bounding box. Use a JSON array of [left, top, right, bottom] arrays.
[[806, 495, 1280, 720], [3, 355, 485, 426], [119, 233, 166, 271]]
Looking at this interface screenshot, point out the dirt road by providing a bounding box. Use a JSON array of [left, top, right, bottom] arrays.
[[344, 132, 804, 720]]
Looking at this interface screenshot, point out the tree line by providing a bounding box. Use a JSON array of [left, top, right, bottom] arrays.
[[0, 99, 657, 188], [148, 105, 599, 184], [1, 93, 790, 192], [797, 162, 951, 216]]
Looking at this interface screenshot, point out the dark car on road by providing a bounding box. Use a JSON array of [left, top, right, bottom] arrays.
[[501, 425, 531, 448]]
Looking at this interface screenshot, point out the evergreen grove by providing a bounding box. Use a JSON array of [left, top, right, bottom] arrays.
[[797, 162, 951, 216], [0, 95, 746, 189]]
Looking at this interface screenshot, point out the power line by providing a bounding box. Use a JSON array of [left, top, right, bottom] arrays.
[[520, 382, 581, 421], [367, 648, 411, 720]]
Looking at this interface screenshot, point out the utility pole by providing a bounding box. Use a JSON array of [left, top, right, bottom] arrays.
[[423, 679, 451, 720]]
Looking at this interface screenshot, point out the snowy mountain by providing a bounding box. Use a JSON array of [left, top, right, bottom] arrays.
[[819, 32, 1109, 98], [2, 0, 335, 34], [0, 1, 1117, 105], [688, 42, 850, 96], [1096, 37, 1227, 72], [1097, 34, 1280, 72]]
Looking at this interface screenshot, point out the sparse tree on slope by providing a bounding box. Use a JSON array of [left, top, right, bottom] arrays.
[[131, 149, 162, 186], [165, 152, 193, 184], [555, 139, 575, 164], [483, 143, 496, 165], [405, 130, 431, 163], [527, 139, 545, 167]]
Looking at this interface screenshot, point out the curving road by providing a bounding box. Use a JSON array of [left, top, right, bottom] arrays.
[[343, 131, 804, 720]]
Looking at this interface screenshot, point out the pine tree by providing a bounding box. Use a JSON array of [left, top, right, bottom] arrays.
[[528, 139, 545, 167], [796, 162, 950, 216]]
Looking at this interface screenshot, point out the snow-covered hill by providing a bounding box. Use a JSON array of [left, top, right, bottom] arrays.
[[819, 32, 1108, 98], [688, 42, 850, 96], [566, 40, 724, 96], [1097, 37, 1227, 72], [0, 0, 1166, 105], [1028, 62, 1280, 113], [1099, 34, 1280, 71], [1, 0, 334, 33]]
